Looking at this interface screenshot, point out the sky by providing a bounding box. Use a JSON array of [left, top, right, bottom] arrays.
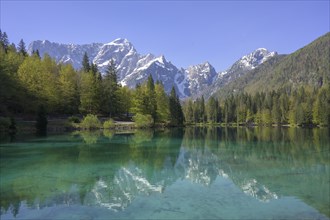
[[1, 0, 329, 71]]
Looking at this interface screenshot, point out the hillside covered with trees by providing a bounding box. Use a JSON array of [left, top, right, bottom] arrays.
[[214, 32, 330, 97], [183, 33, 330, 127]]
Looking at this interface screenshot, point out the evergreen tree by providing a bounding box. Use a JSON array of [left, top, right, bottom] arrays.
[[206, 96, 217, 123], [82, 52, 90, 72], [91, 62, 98, 75], [131, 83, 146, 115], [146, 75, 157, 123], [155, 82, 169, 123], [169, 86, 184, 126], [0, 31, 9, 52], [118, 86, 132, 118], [17, 39, 27, 56], [313, 87, 329, 126], [215, 98, 222, 123], [272, 95, 281, 124], [279, 93, 289, 123], [223, 95, 236, 124], [80, 70, 101, 114], [200, 96, 206, 123], [183, 98, 194, 124], [102, 59, 119, 117], [32, 49, 41, 59], [193, 98, 201, 123]]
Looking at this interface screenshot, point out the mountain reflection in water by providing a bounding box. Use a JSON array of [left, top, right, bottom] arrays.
[[0, 127, 329, 219]]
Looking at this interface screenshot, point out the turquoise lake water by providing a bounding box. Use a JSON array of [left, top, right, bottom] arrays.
[[0, 127, 329, 219]]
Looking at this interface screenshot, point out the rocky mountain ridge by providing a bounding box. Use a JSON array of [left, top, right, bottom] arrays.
[[28, 39, 277, 98]]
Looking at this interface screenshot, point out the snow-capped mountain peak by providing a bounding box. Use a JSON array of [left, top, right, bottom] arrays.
[[197, 48, 278, 99], [238, 48, 277, 70]]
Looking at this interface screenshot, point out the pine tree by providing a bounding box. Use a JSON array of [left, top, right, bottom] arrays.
[[131, 83, 146, 115], [183, 98, 194, 124], [200, 96, 206, 123], [313, 87, 329, 126], [91, 62, 98, 75], [82, 52, 90, 72], [206, 96, 217, 123], [279, 93, 289, 123], [169, 86, 184, 126], [118, 86, 132, 118], [146, 75, 157, 123], [215, 98, 222, 123], [80, 71, 101, 114], [32, 49, 41, 59], [102, 59, 119, 117], [155, 82, 169, 123], [17, 39, 27, 56], [0, 31, 9, 52]]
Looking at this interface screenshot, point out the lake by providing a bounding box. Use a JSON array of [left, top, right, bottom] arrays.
[[0, 127, 329, 219]]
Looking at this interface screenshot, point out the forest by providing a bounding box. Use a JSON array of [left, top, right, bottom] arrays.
[[182, 86, 329, 126], [1, 30, 329, 130]]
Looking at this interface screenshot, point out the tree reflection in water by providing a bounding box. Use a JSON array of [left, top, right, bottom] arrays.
[[0, 127, 329, 218]]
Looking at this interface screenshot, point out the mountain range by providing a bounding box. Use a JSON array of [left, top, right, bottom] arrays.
[[28, 39, 276, 98], [212, 32, 329, 98], [28, 32, 329, 99]]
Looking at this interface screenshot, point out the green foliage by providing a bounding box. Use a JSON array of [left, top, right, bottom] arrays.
[[17, 55, 60, 112], [68, 116, 81, 123], [313, 86, 330, 126], [169, 86, 184, 126], [82, 52, 90, 72], [17, 39, 27, 56], [206, 96, 220, 123], [183, 85, 330, 127], [0, 30, 10, 52], [133, 113, 153, 128], [146, 75, 157, 122], [58, 64, 80, 114], [183, 98, 194, 124], [118, 86, 132, 118], [130, 76, 164, 124], [80, 114, 101, 130], [103, 119, 115, 129], [102, 59, 120, 117], [80, 71, 101, 114]]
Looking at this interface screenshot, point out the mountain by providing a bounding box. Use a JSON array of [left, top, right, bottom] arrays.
[[199, 48, 277, 99], [28, 39, 188, 97], [28, 40, 103, 70], [28, 39, 276, 99], [212, 32, 330, 98], [183, 62, 218, 97]]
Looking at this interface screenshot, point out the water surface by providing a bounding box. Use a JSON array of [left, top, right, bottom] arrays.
[[1, 127, 329, 219]]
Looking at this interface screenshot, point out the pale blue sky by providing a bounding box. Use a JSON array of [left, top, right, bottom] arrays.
[[1, 0, 329, 71]]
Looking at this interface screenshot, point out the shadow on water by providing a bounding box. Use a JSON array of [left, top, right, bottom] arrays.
[[0, 127, 329, 219]]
